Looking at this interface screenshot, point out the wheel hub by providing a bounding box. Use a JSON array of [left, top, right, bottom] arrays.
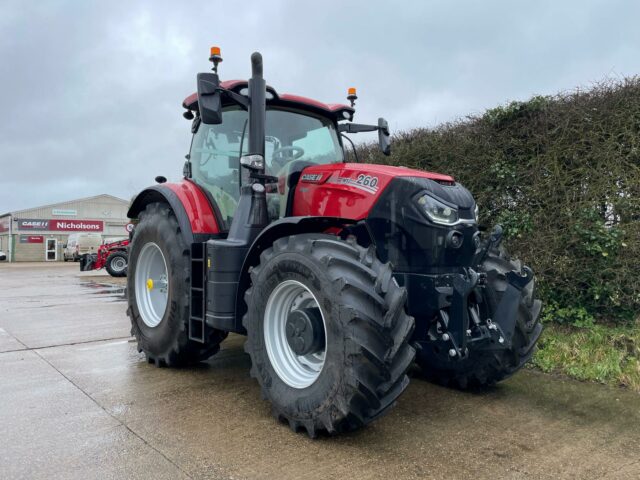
[[285, 308, 325, 356], [111, 256, 127, 272], [263, 279, 327, 389], [135, 242, 169, 328]]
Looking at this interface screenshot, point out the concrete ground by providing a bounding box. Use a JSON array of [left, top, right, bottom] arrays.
[[0, 263, 639, 480]]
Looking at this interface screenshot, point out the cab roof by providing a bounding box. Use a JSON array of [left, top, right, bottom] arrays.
[[182, 80, 355, 121]]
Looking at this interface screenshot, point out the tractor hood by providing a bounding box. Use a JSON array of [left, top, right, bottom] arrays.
[[291, 162, 478, 272], [292, 162, 474, 220]]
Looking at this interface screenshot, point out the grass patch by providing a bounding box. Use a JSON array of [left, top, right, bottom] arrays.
[[532, 323, 640, 392]]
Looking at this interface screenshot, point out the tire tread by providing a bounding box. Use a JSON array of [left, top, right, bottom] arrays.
[[243, 233, 415, 437]]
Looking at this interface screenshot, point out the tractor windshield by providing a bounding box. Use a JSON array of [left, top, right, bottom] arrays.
[[189, 107, 343, 228]]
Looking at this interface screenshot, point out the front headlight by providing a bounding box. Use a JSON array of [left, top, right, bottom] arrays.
[[474, 203, 479, 222], [417, 194, 459, 225]]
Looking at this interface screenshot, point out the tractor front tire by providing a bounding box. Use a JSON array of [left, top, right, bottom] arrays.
[[105, 251, 128, 277], [243, 234, 415, 437], [127, 202, 226, 367], [417, 246, 543, 389]]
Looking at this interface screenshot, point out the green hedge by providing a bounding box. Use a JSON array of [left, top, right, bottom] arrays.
[[358, 79, 640, 325]]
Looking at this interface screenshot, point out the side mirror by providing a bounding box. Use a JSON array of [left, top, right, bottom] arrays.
[[197, 72, 222, 125], [378, 118, 391, 156]]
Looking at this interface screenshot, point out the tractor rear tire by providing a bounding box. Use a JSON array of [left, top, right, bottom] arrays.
[[243, 234, 415, 437], [127, 202, 226, 367], [105, 251, 128, 277], [416, 246, 543, 389]]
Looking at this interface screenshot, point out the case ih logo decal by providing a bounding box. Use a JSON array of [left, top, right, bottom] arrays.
[[301, 173, 324, 183], [17, 219, 50, 230], [17, 218, 103, 232], [330, 174, 380, 194]]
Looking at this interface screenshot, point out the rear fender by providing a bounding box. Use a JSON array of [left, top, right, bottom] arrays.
[[233, 216, 364, 329], [128, 183, 221, 244]]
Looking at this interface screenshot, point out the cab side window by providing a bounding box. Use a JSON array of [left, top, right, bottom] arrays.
[[190, 108, 248, 229]]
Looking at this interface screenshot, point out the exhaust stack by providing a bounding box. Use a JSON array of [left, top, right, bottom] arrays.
[[248, 52, 266, 171]]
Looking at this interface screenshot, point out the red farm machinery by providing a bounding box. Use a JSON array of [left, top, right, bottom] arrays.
[[80, 239, 129, 277], [126, 47, 542, 437]]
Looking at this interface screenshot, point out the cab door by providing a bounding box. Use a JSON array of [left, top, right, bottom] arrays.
[[189, 108, 248, 230]]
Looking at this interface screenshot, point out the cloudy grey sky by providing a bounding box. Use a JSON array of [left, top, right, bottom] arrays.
[[1, 0, 639, 213]]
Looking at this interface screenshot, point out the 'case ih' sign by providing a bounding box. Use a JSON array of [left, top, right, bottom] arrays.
[[17, 218, 103, 232]]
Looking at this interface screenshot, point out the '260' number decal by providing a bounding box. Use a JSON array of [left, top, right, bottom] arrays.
[[332, 174, 381, 194], [356, 174, 379, 189]]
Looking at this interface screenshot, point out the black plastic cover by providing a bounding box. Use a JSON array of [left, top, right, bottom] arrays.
[[206, 240, 248, 331], [366, 177, 478, 273]]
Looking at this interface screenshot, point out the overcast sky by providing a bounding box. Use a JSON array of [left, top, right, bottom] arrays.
[[1, 0, 639, 213]]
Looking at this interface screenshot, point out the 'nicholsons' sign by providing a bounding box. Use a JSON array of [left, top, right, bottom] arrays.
[[16, 219, 103, 232]]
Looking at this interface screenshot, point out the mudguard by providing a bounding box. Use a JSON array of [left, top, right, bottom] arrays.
[[489, 267, 535, 348], [233, 216, 359, 329], [128, 182, 221, 244]]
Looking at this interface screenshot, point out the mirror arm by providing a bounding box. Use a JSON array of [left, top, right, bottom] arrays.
[[220, 89, 249, 110], [338, 123, 379, 134]]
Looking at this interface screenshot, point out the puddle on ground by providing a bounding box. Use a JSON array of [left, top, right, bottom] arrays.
[[80, 281, 127, 301]]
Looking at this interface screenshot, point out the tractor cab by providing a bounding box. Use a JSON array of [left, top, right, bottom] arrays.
[[181, 73, 388, 231], [184, 95, 345, 227]]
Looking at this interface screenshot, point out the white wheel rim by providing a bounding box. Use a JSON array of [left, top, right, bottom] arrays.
[[263, 280, 327, 389], [135, 243, 168, 328], [111, 256, 127, 272]]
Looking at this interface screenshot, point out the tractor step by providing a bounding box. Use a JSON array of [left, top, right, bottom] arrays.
[[189, 242, 207, 343]]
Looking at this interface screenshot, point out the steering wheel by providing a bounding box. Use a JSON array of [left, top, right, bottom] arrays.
[[199, 137, 218, 167], [271, 145, 305, 169]]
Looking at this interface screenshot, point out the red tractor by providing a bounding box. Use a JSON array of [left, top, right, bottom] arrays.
[[80, 239, 129, 277], [127, 48, 542, 437]]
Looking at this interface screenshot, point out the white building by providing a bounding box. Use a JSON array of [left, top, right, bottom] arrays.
[[0, 194, 130, 262]]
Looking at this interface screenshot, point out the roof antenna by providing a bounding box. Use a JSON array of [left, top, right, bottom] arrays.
[[209, 46, 223, 74]]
